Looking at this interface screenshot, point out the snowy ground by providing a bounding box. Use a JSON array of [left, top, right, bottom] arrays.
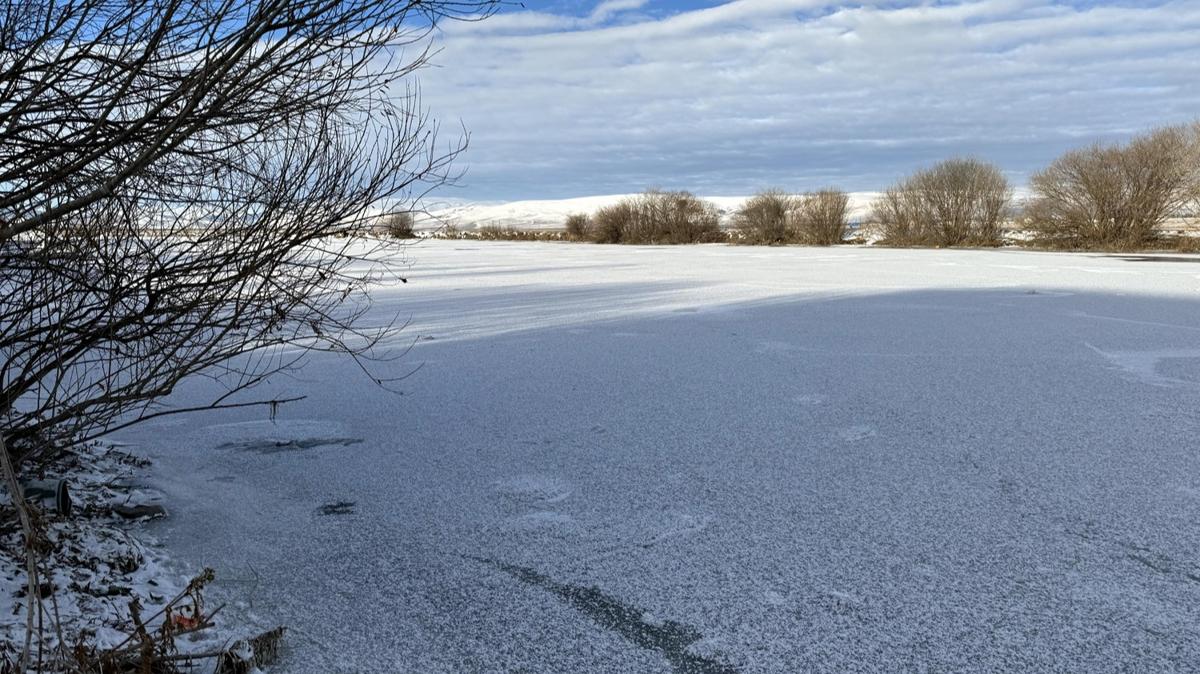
[[116, 242, 1200, 672]]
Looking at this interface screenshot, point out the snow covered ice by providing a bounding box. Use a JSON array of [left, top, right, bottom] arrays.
[[115, 242, 1200, 672]]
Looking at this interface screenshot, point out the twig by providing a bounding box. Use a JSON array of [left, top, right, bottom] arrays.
[[104, 606, 225, 660], [106, 567, 215, 653], [0, 432, 39, 672]]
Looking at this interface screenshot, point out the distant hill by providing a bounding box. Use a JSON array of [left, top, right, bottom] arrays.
[[413, 193, 883, 232]]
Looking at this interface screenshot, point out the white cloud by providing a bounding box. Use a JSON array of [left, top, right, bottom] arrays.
[[587, 0, 651, 23], [414, 0, 1200, 199]]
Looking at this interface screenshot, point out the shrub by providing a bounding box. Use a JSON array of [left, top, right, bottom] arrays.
[[1026, 122, 1200, 248], [734, 190, 796, 244], [564, 213, 592, 241], [476, 224, 522, 240], [590, 190, 722, 244], [429, 224, 563, 241], [871, 183, 926, 245], [794, 189, 850, 245], [382, 211, 417, 238], [591, 202, 631, 243], [474, 224, 563, 241], [873, 158, 1011, 246], [432, 223, 463, 239]]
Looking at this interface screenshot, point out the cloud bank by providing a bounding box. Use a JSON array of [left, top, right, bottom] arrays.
[[415, 0, 1200, 200]]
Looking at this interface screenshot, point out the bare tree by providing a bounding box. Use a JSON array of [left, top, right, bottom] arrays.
[[383, 212, 419, 239], [734, 190, 795, 244], [1, 0, 494, 665], [0, 0, 494, 466], [1026, 122, 1200, 247], [591, 190, 722, 244], [873, 158, 1011, 246], [794, 189, 850, 245]]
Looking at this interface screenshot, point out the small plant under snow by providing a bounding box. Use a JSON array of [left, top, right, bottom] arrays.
[[0, 442, 282, 672]]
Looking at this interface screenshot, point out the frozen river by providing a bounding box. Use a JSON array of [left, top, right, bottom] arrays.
[[120, 242, 1200, 672]]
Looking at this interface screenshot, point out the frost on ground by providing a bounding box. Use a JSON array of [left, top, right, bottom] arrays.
[[115, 242, 1200, 672], [0, 442, 183, 659], [0, 442, 282, 671]]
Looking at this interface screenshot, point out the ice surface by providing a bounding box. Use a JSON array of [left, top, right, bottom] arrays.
[[114, 242, 1200, 672]]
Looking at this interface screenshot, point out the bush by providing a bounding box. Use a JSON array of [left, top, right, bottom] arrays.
[[590, 190, 722, 244], [476, 224, 525, 240], [564, 213, 592, 241], [794, 189, 850, 245], [873, 158, 1011, 246], [474, 224, 563, 241], [871, 183, 925, 245], [432, 223, 463, 239], [1026, 122, 1200, 248], [734, 190, 796, 244], [429, 224, 563, 241], [592, 202, 632, 243], [382, 211, 417, 238]]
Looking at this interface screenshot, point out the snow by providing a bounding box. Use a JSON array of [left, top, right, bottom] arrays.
[[113, 242, 1200, 672], [0, 443, 187, 656], [416, 193, 882, 231]]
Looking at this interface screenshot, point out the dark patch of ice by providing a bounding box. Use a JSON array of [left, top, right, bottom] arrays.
[[218, 437, 364, 454], [1110, 255, 1200, 263], [470, 556, 738, 674], [317, 501, 356, 516]]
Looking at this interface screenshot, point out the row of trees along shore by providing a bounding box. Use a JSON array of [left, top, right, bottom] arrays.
[[436, 121, 1198, 249]]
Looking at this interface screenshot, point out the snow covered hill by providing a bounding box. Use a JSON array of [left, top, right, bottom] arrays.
[[414, 193, 883, 231]]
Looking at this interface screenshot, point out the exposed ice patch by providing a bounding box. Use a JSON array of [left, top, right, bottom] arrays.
[[1072, 311, 1200, 333], [836, 425, 877, 443], [218, 436, 363, 454], [203, 419, 365, 454], [470, 557, 739, 674], [1016, 289, 1075, 297], [317, 501, 356, 516], [1085, 344, 1200, 388]]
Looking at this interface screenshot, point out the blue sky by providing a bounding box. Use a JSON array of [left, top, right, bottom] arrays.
[[415, 0, 1200, 201]]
